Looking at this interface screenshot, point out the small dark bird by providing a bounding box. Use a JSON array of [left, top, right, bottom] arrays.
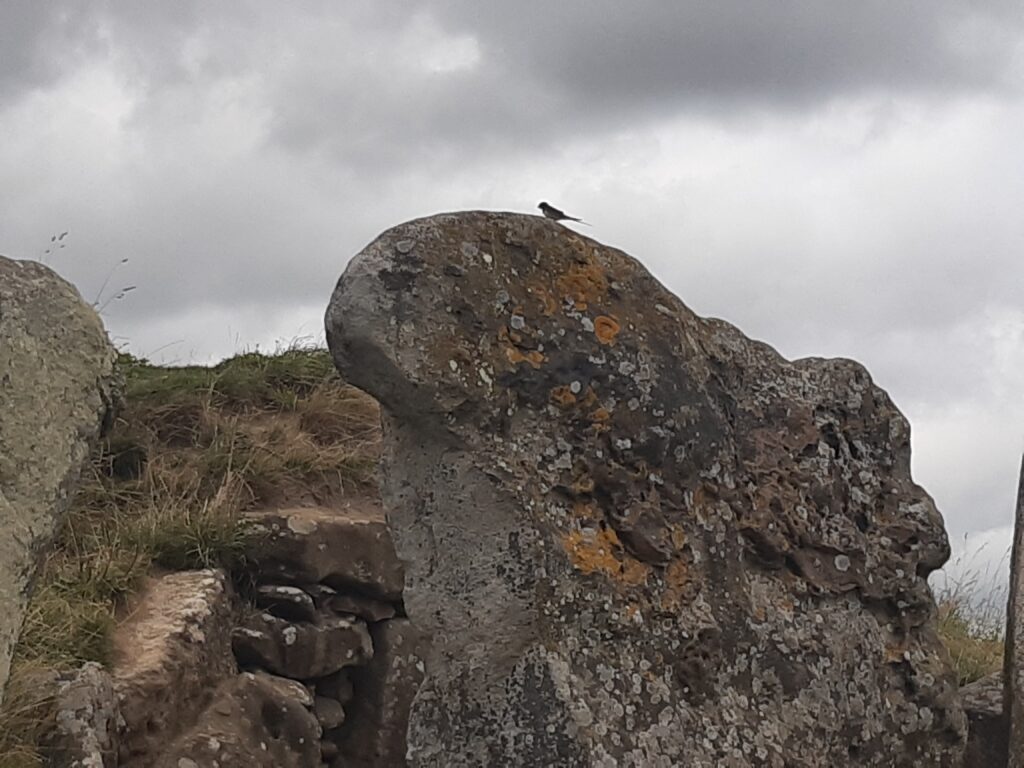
[[538, 202, 589, 225]]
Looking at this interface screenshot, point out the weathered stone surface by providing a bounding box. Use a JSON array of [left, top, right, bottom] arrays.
[[113, 569, 237, 766], [244, 502, 404, 600], [1004, 453, 1024, 766], [327, 591, 397, 622], [960, 673, 1007, 767], [232, 610, 372, 679], [326, 212, 966, 767], [153, 672, 321, 768], [46, 662, 121, 768], [0, 257, 117, 704], [336, 618, 426, 767], [314, 694, 346, 729], [255, 584, 317, 622]]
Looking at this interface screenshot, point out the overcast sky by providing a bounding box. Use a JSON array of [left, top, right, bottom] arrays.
[[1, 1, 1022, 595]]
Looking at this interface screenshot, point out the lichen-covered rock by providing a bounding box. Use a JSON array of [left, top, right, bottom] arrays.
[[325, 211, 966, 767], [113, 570, 237, 766], [959, 673, 1007, 767], [244, 502, 404, 600], [153, 672, 321, 768], [0, 257, 117, 704], [46, 662, 121, 768], [232, 610, 372, 679], [335, 618, 427, 767]]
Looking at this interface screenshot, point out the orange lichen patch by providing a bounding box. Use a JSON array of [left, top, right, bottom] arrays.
[[884, 644, 909, 664], [571, 501, 600, 522], [658, 558, 692, 611], [562, 520, 651, 587], [594, 315, 621, 346], [526, 282, 558, 316], [579, 386, 599, 409], [670, 525, 688, 551], [590, 406, 611, 422], [550, 385, 577, 408], [556, 262, 609, 310], [571, 475, 595, 495], [504, 346, 544, 369]]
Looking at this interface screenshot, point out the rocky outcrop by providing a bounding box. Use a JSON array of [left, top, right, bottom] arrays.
[[326, 211, 966, 767], [113, 570, 237, 765], [0, 257, 117, 704]]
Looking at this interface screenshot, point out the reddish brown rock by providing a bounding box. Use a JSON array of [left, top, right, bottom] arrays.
[[326, 211, 966, 767], [232, 610, 372, 679], [113, 569, 236, 766], [244, 502, 404, 601]]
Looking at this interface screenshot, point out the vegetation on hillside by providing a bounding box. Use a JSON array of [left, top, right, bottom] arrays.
[[0, 347, 381, 766]]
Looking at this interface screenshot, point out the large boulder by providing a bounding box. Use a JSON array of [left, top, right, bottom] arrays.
[[0, 257, 117, 704], [325, 212, 966, 767]]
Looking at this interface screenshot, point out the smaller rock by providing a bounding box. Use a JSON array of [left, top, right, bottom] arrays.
[[314, 695, 346, 730], [46, 662, 121, 768], [960, 672, 1007, 767], [315, 669, 354, 705], [232, 611, 373, 679], [321, 739, 340, 761], [154, 672, 321, 768], [326, 592, 397, 623], [255, 585, 317, 622], [253, 670, 315, 709]]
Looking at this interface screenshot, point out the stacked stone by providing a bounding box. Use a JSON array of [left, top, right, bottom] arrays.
[[230, 503, 423, 767]]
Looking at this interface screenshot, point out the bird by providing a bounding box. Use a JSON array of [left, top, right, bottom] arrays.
[[538, 202, 589, 225]]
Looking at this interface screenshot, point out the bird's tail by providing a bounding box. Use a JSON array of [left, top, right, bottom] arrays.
[[570, 217, 591, 226]]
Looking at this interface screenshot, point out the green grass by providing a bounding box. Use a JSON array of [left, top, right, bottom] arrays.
[[0, 346, 382, 763]]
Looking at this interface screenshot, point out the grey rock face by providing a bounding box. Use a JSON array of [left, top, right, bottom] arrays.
[[0, 257, 117, 704], [46, 663, 121, 768], [325, 211, 966, 767]]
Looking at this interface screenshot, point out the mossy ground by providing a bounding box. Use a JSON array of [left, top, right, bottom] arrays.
[[0, 348, 1007, 764], [0, 347, 381, 765]]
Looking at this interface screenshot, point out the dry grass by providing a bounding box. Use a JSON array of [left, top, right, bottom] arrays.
[[0, 346, 381, 762], [932, 542, 1009, 686]]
